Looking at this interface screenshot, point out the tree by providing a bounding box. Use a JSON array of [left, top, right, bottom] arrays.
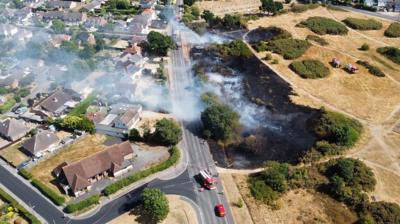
[[201, 10, 215, 24], [152, 118, 182, 146], [183, 0, 196, 6], [51, 19, 66, 34], [146, 31, 175, 56], [60, 41, 79, 53], [260, 0, 283, 15], [79, 44, 96, 59], [201, 104, 240, 141], [95, 37, 106, 52], [116, 0, 130, 9], [53, 115, 95, 134], [128, 128, 142, 142], [141, 188, 169, 223]]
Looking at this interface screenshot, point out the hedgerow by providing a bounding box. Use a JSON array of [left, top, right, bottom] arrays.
[[18, 169, 33, 180], [267, 38, 311, 59], [103, 146, 180, 196], [306, 34, 328, 46], [290, 3, 319, 13], [64, 194, 100, 213], [377, 46, 400, 64], [300, 16, 348, 35], [342, 17, 382, 30], [384, 22, 400, 38], [0, 188, 41, 224], [289, 59, 330, 79], [356, 60, 385, 77], [31, 179, 65, 206]]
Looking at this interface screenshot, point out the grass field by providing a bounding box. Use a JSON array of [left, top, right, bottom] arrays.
[[0, 143, 29, 167], [28, 134, 107, 194]]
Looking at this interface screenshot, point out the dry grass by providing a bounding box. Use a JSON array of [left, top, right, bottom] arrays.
[[137, 111, 175, 134], [0, 143, 29, 167], [248, 7, 400, 122], [233, 174, 358, 224], [28, 134, 107, 193]]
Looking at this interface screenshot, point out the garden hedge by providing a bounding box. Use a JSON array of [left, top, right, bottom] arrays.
[[0, 188, 41, 224], [18, 169, 33, 180], [64, 194, 100, 213], [103, 146, 180, 196], [31, 179, 65, 206], [301, 17, 348, 35], [342, 17, 382, 30], [384, 22, 400, 38], [289, 59, 330, 79], [267, 38, 311, 59]]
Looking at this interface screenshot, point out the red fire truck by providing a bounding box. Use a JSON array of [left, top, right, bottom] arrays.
[[199, 170, 216, 190]]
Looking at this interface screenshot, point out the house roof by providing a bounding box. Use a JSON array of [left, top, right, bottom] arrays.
[[118, 107, 140, 126], [61, 141, 134, 192], [39, 88, 80, 113], [0, 119, 29, 141], [22, 130, 60, 155]]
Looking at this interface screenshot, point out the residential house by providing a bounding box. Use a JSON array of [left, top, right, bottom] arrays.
[[114, 107, 142, 130], [46, 1, 78, 10], [76, 32, 96, 45], [0, 24, 18, 38], [22, 130, 60, 157], [49, 34, 72, 48], [0, 119, 30, 142], [128, 10, 154, 35], [83, 17, 107, 30], [81, 0, 102, 12], [12, 7, 33, 24], [139, 0, 156, 9], [33, 88, 81, 118], [117, 52, 145, 79], [41, 12, 87, 25], [59, 141, 136, 196]]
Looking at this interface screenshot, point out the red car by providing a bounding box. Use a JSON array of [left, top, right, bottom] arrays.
[[215, 204, 225, 217]]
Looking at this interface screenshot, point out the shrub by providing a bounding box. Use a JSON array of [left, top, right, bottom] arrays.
[[356, 60, 385, 77], [250, 180, 279, 205], [342, 18, 382, 30], [0, 99, 16, 114], [236, 198, 244, 208], [364, 201, 400, 224], [128, 128, 142, 142], [0, 188, 41, 224], [267, 38, 311, 59], [151, 118, 182, 146], [290, 59, 330, 79], [64, 194, 100, 213], [264, 53, 273, 60], [254, 41, 269, 52], [271, 58, 279, 64], [301, 16, 348, 35], [290, 3, 319, 13], [215, 39, 253, 59], [52, 115, 95, 134], [306, 34, 328, 46], [384, 22, 400, 38], [31, 179, 65, 206], [18, 169, 33, 180], [141, 188, 169, 222], [312, 108, 363, 147], [377, 46, 400, 65], [359, 43, 370, 51], [103, 146, 180, 196]]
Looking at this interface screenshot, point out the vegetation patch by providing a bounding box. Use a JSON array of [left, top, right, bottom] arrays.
[[0, 188, 41, 224], [342, 17, 382, 30], [0, 99, 16, 114], [141, 188, 169, 223], [64, 194, 100, 214], [18, 169, 33, 180], [267, 38, 311, 59], [289, 59, 330, 79], [31, 179, 65, 206], [306, 34, 328, 46], [290, 3, 320, 13], [103, 146, 180, 196], [356, 60, 385, 77], [384, 22, 400, 38], [52, 115, 95, 134], [377, 46, 400, 65], [68, 94, 95, 116], [212, 40, 253, 59], [300, 16, 348, 35]]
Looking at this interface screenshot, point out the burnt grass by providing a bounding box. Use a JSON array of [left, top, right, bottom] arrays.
[[192, 46, 319, 168]]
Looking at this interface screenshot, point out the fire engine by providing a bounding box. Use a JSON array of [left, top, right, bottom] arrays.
[[199, 170, 216, 190]]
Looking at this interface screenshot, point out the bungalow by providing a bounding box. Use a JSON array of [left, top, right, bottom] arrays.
[[59, 141, 136, 196], [81, 0, 102, 12], [76, 32, 96, 45], [46, 1, 78, 10], [12, 7, 33, 24], [41, 12, 87, 25], [33, 88, 81, 118], [22, 130, 60, 158], [139, 0, 156, 9], [83, 17, 107, 29], [0, 119, 30, 142]]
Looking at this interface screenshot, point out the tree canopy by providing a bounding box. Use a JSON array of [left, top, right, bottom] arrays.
[[141, 188, 169, 223], [152, 118, 182, 146], [51, 19, 66, 34], [260, 0, 284, 15], [146, 31, 175, 56]]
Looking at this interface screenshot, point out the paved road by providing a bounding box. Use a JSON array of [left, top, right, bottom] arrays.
[[336, 5, 400, 21]]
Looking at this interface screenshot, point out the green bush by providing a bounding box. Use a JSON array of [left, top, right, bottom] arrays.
[[359, 43, 370, 51], [384, 22, 400, 38], [18, 169, 33, 180], [271, 58, 279, 64], [289, 59, 330, 79], [267, 38, 311, 59], [0, 188, 41, 224], [254, 41, 269, 52], [290, 3, 319, 13], [342, 18, 382, 30], [264, 53, 273, 60], [142, 188, 169, 222], [103, 146, 180, 196], [356, 60, 385, 77], [301, 16, 348, 35], [214, 39, 253, 59], [0, 99, 16, 114], [52, 115, 95, 134], [64, 194, 100, 213], [151, 118, 182, 146], [377, 46, 400, 65], [312, 108, 363, 147], [31, 179, 65, 206], [306, 34, 328, 46], [250, 180, 279, 205], [364, 201, 400, 224]]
